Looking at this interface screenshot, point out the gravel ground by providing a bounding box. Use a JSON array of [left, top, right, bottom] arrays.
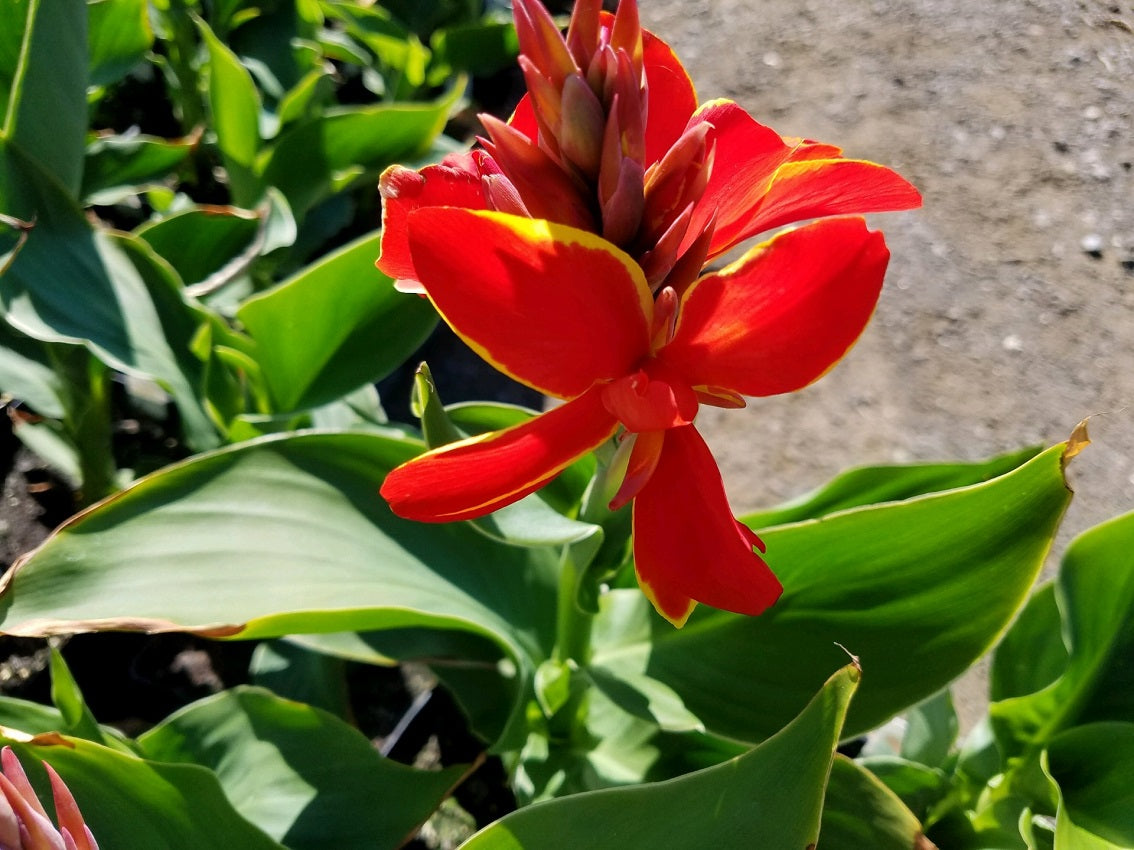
[[639, 0, 1133, 726]]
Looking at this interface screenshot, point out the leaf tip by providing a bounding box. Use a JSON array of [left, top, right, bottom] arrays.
[[1061, 417, 1090, 470]]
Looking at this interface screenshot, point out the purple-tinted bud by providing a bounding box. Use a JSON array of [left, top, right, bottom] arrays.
[[639, 203, 693, 289], [512, 0, 576, 91], [566, 0, 602, 71], [662, 214, 717, 297], [558, 74, 606, 178], [642, 122, 713, 242], [480, 115, 597, 231], [481, 174, 531, 217]]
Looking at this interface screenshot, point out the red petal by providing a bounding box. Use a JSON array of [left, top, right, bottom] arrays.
[[632, 425, 781, 626], [407, 208, 654, 398], [381, 387, 617, 522], [659, 218, 890, 397], [712, 157, 923, 252], [376, 154, 489, 285], [641, 28, 699, 167], [683, 100, 793, 257]]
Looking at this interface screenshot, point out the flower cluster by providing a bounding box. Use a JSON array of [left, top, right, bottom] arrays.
[[0, 747, 98, 850], [377, 0, 920, 626]]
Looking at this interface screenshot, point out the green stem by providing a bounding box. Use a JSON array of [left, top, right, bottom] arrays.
[[55, 346, 116, 506], [548, 451, 630, 739]]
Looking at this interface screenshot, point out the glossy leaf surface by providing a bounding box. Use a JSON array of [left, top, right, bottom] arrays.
[[138, 686, 468, 849], [460, 665, 859, 849], [596, 443, 1072, 742]]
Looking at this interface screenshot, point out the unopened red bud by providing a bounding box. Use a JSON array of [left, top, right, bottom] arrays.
[[481, 174, 530, 216], [600, 157, 645, 247], [609, 50, 646, 162], [661, 214, 717, 296], [566, 0, 602, 70], [610, 0, 644, 81], [512, 0, 576, 90], [480, 114, 597, 231], [559, 74, 606, 178], [639, 203, 693, 288], [642, 122, 712, 240], [517, 55, 563, 156]]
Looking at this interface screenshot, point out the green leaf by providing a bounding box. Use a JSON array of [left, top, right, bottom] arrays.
[[250, 640, 351, 718], [48, 647, 113, 748], [430, 21, 518, 77], [258, 82, 462, 216], [236, 231, 437, 412], [858, 756, 951, 821], [819, 756, 929, 850], [0, 0, 86, 195], [2, 734, 286, 848], [595, 443, 1072, 743], [0, 143, 219, 448], [991, 582, 1069, 702], [586, 666, 702, 733], [460, 664, 860, 849], [744, 446, 1042, 528], [82, 132, 197, 206], [0, 320, 66, 417], [1045, 723, 1134, 848], [900, 689, 959, 769], [0, 431, 558, 743], [196, 13, 264, 206], [991, 511, 1134, 758], [135, 203, 262, 289], [88, 0, 153, 88], [137, 686, 468, 849]]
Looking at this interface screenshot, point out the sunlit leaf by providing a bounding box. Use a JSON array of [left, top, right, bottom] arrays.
[[594, 443, 1072, 743], [820, 756, 929, 850], [2, 734, 285, 848], [1045, 723, 1134, 848], [0, 431, 559, 746], [236, 231, 437, 412], [991, 511, 1134, 758], [138, 686, 469, 849], [460, 665, 859, 849], [88, 0, 153, 88], [82, 132, 197, 206]]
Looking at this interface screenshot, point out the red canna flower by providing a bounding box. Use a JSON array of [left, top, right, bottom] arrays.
[[376, 0, 921, 626], [380, 211, 891, 626], [377, 0, 921, 296]]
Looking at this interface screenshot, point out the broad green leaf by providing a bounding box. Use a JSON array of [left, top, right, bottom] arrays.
[[586, 666, 702, 733], [88, 0, 153, 88], [430, 21, 518, 77], [991, 511, 1134, 758], [0, 431, 558, 744], [595, 443, 1072, 743], [136, 204, 262, 289], [857, 756, 951, 821], [819, 756, 929, 850], [0, 143, 219, 448], [138, 686, 468, 849], [901, 689, 959, 769], [0, 0, 86, 195], [250, 639, 351, 718], [196, 14, 264, 206], [82, 132, 197, 206], [1045, 723, 1134, 848], [744, 446, 1041, 528], [991, 582, 1068, 702], [258, 82, 462, 215], [2, 734, 285, 848], [236, 231, 437, 411], [0, 696, 69, 735], [0, 320, 65, 417], [461, 664, 860, 849]]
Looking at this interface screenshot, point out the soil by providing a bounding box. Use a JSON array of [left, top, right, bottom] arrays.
[[640, 0, 1134, 727]]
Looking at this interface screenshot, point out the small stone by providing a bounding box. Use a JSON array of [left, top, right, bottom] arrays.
[[762, 51, 781, 68], [1080, 233, 1104, 257], [1082, 105, 1103, 120], [1002, 334, 1024, 352]]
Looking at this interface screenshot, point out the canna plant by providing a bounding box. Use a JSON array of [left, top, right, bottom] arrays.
[[0, 1, 1128, 849]]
